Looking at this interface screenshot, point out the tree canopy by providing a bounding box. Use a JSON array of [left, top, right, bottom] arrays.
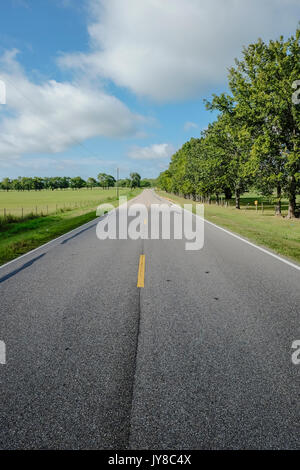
[[158, 28, 300, 217]]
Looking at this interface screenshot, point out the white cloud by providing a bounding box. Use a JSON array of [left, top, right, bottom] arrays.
[[128, 143, 174, 160], [184, 121, 198, 132], [0, 156, 116, 171], [0, 50, 144, 161], [59, 0, 299, 102]]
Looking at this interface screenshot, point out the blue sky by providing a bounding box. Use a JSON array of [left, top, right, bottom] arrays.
[[0, 0, 298, 180]]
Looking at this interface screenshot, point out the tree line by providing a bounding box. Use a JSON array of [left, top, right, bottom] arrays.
[[158, 28, 300, 217], [0, 172, 155, 191]]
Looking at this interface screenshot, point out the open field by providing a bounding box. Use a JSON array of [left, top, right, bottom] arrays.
[[0, 188, 141, 266], [0, 187, 130, 218], [157, 190, 300, 263]]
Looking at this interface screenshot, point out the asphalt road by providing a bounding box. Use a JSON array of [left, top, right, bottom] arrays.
[[0, 189, 299, 449]]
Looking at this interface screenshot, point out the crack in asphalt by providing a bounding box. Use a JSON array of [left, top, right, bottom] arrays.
[[126, 237, 144, 449]]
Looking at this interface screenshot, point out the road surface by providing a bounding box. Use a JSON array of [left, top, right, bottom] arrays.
[[0, 189, 299, 449]]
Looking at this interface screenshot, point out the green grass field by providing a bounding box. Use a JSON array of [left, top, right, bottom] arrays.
[[157, 190, 300, 264], [0, 187, 131, 218], [0, 188, 141, 266]]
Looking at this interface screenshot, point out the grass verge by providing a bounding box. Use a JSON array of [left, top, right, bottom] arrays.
[[0, 189, 141, 266], [157, 190, 300, 264]]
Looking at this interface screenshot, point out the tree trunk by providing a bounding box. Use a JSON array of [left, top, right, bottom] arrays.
[[224, 187, 232, 201], [287, 176, 297, 218], [275, 184, 282, 216], [235, 188, 240, 209], [287, 129, 299, 218]]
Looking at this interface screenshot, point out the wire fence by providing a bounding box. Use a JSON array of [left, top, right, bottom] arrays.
[[0, 199, 106, 220], [0, 187, 132, 221]]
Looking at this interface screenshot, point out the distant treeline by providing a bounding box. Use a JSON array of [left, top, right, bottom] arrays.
[[0, 172, 157, 191], [158, 29, 300, 217]]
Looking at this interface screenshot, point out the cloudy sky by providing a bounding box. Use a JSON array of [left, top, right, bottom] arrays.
[[0, 0, 299, 179]]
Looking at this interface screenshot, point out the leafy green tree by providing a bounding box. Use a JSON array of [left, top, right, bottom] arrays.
[[158, 28, 300, 217], [157, 170, 173, 193], [1, 177, 11, 191], [86, 177, 98, 189], [21, 177, 33, 191], [48, 177, 59, 190], [140, 179, 152, 188], [32, 177, 44, 191], [12, 177, 23, 191], [205, 96, 252, 208], [117, 178, 131, 187], [130, 172, 141, 188], [199, 123, 234, 201], [70, 176, 86, 189], [226, 30, 300, 216], [98, 173, 116, 188], [57, 177, 70, 189]]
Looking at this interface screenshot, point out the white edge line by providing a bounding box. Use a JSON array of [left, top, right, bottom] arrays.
[[169, 200, 300, 273]]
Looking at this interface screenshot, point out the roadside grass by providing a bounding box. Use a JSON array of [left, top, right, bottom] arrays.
[[0, 188, 141, 266], [157, 190, 300, 264]]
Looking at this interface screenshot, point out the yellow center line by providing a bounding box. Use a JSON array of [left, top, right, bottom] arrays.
[[137, 254, 145, 288]]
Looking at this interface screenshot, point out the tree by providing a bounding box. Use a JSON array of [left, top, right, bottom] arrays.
[[70, 176, 86, 189], [1, 177, 11, 191], [157, 170, 172, 193], [117, 178, 131, 187], [11, 177, 23, 191], [21, 177, 33, 191], [225, 30, 300, 216], [129, 172, 141, 188], [86, 177, 98, 189], [57, 177, 70, 189], [140, 179, 152, 188], [205, 95, 252, 209], [199, 123, 234, 201], [98, 173, 116, 188], [32, 177, 44, 191], [159, 28, 300, 217], [48, 177, 58, 191]]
